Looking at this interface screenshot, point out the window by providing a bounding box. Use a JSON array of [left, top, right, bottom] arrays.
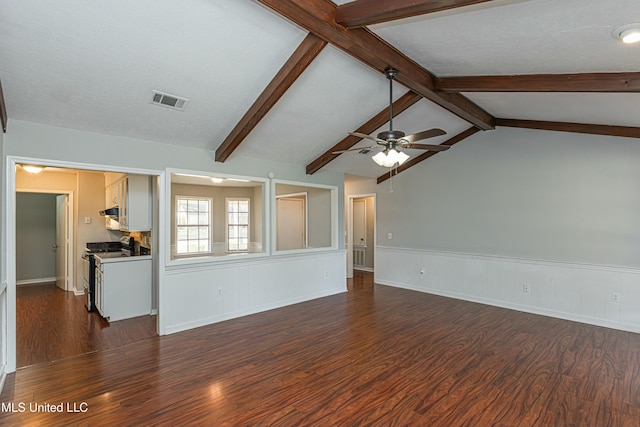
[[227, 198, 249, 252], [176, 196, 212, 255]]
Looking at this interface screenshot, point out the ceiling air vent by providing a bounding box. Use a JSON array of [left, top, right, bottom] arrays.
[[151, 91, 189, 111]]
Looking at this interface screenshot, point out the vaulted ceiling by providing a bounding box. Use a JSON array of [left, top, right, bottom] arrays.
[[0, 0, 638, 181]]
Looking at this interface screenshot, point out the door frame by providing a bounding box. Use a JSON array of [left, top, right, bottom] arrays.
[[275, 192, 308, 250], [346, 193, 376, 279], [3, 155, 164, 374], [17, 189, 74, 292]]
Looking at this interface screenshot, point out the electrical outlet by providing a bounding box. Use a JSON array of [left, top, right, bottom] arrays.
[[387, 233, 393, 240], [522, 283, 530, 294], [217, 288, 223, 297], [84, 216, 91, 224], [611, 292, 620, 303]]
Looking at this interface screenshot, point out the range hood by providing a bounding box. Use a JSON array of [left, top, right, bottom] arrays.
[[99, 207, 119, 218]]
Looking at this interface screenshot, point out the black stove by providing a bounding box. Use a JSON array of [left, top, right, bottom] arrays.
[[83, 238, 135, 312], [85, 241, 123, 253]]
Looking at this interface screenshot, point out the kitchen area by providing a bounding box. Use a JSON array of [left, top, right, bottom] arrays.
[[15, 166, 157, 367], [82, 172, 154, 322]]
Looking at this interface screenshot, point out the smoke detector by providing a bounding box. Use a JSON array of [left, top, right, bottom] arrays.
[[151, 91, 189, 111]]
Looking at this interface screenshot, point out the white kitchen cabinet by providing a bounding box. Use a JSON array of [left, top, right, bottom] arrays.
[[104, 174, 151, 231], [120, 175, 151, 231], [94, 255, 152, 322]]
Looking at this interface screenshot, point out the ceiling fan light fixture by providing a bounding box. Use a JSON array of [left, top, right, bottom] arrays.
[[613, 24, 640, 44], [372, 149, 409, 167]]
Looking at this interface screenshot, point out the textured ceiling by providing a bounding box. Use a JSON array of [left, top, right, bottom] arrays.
[[0, 0, 638, 178]]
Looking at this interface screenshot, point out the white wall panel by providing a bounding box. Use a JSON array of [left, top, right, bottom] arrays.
[[376, 246, 640, 333], [163, 251, 346, 334]]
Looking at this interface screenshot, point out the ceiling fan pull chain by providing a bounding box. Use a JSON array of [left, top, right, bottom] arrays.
[[389, 166, 394, 192]]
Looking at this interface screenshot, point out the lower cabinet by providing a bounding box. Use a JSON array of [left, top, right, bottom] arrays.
[[94, 256, 152, 322]]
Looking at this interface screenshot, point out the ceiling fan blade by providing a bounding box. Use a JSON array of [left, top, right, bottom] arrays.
[[401, 128, 446, 143], [401, 143, 450, 152], [332, 145, 380, 154], [349, 132, 386, 144]]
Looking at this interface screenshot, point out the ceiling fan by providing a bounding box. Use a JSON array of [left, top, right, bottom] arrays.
[[334, 68, 449, 167]]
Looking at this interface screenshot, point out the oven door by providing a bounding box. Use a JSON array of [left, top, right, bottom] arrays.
[[81, 253, 95, 311], [81, 254, 90, 291]]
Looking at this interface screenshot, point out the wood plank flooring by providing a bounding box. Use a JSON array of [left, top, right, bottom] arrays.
[[16, 282, 157, 367], [2, 272, 639, 426]]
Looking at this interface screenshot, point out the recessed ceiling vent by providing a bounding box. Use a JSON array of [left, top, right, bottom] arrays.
[[151, 91, 189, 111]]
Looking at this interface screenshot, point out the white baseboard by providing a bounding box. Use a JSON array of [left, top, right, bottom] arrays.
[[375, 246, 640, 333], [354, 266, 374, 272], [16, 277, 56, 286]]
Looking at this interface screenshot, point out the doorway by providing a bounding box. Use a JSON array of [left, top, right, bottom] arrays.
[[276, 193, 308, 250], [8, 162, 161, 371], [16, 191, 73, 291], [347, 194, 376, 279]]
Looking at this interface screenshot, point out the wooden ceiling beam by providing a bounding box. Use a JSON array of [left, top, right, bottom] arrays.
[[377, 127, 479, 184], [337, 0, 498, 29], [496, 118, 640, 138], [215, 33, 327, 162], [437, 72, 640, 92], [306, 91, 422, 174], [0, 78, 7, 132], [256, 0, 495, 131]]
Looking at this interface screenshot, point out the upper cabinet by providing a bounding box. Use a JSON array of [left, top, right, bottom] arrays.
[[105, 173, 151, 232], [121, 175, 151, 231]]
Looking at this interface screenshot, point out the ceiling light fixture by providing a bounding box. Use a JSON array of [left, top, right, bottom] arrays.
[[211, 177, 224, 183], [372, 149, 409, 168], [21, 165, 45, 174], [612, 24, 640, 44]]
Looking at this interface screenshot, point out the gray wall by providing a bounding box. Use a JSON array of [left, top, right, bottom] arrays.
[[348, 127, 640, 269], [16, 193, 57, 282]]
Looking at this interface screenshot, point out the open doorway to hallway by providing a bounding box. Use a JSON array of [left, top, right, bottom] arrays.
[[347, 194, 376, 278]]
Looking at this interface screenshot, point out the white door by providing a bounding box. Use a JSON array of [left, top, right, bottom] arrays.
[[55, 195, 69, 291], [276, 197, 306, 250], [353, 199, 366, 247]]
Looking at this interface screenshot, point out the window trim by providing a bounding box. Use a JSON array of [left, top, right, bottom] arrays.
[[226, 197, 250, 253], [174, 194, 213, 257]]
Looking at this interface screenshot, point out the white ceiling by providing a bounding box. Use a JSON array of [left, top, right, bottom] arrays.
[[1, 0, 638, 178]]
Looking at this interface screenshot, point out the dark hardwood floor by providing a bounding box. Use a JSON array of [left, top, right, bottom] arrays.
[[2, 272, 639, 426], [16, 282, 157, 368]]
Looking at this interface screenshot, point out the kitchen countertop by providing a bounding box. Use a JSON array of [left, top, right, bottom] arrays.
[[94, 253, 152, 263]]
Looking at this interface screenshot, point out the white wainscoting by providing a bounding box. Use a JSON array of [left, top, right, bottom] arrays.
[[375, 247, 640, 333], [162, 251, 346, 334], [0, 281, 7, 393]]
